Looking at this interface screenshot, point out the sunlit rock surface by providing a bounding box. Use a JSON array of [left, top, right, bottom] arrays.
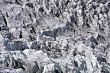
[[0, 0, 110, 73]]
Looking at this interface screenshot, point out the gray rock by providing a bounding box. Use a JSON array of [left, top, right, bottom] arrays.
[[0, 0, 110, 73], [4, 40, 29, 51]]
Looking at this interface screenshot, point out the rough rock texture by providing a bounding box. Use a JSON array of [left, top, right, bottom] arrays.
[[0, 0, 110, 73]]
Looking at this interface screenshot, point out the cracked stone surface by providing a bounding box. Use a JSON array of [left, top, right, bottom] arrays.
[[0, 0, 110, 73]]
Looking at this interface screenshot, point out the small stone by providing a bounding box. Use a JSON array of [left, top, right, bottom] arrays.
[[39, 7, 44, 13]]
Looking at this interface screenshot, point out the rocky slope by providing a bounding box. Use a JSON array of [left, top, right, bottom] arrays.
[[0, 0, 110, 73]]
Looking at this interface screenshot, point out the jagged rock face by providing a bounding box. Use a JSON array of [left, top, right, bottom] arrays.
[[0, 0, 110, 73]]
